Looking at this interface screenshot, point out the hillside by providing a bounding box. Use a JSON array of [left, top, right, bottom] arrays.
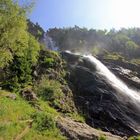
[[47, 27, 140, 65], [0, 1, 140, 140]]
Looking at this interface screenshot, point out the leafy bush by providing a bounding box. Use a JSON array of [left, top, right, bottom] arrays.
[[44, 57, 55, 67], [32, 111, 55, 131], [0, 0, 40, 92], [35, 75, 76, 113], [35, 76, 65, 109], [38, 50, 65, 72]]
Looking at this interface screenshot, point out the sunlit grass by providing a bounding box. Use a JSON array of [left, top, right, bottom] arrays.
[[0, 90, 66, 140]]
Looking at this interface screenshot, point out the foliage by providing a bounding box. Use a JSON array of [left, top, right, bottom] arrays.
[[0, 0, 28, 68], [0, 0, 40, 91], [0, 90, 34, 139], [35, 75, 75, 113], [47, 27, 140, 61], [27, 19, 45, 41], [128, 136, 140, 140], [31, 111, 55, 131], [36, 49, 67, 84], [1, 56, 32, 91], [66, 113, 85, 123], [104, 52, 124, 61], [39, 50, 64, 69], [44, 57, 55, 67], [0, 90, 66, 140]]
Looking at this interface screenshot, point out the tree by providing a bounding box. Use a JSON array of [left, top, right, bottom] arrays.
[[0, 0, 40, 91], [0, 0, 28, 68]]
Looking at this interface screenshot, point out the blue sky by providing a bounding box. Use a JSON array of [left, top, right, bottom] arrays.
[[25, 0, 140, 31]]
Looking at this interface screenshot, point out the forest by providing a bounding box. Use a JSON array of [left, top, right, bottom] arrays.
[[48, 27, 140, 64]]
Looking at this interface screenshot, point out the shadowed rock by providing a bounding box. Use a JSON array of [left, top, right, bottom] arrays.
[[62, 51, 140, 137], [57, 117, 124, 140]]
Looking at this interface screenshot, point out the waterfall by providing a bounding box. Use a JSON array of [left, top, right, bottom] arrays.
[[64, 50, 140, 134], [43, 33, 58, 51], [84, 55, 140, 102], [66, 51, 140, 103]]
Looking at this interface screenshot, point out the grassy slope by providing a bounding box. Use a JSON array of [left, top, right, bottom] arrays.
[[0, 90, 66, 140]]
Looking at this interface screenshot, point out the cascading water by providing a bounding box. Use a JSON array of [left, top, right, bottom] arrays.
[[43, 33, 58, 50], [66, 51, 140, 103], [84, 55, 140, 102], [64, 50, 140, 134]]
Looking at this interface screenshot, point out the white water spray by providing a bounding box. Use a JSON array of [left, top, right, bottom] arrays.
[[66, 51, 140, 102], [65, 51, 140, 132], [84, 55, 140, 102]]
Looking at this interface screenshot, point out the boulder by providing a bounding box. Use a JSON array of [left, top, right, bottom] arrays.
[[5, 93, 17, 100], [21, 88, 38, 101], [57, 117, 124, 140]]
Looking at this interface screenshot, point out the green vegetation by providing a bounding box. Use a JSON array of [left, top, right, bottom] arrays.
[[1, 0, 140, 139], [35, 76, 66, 111], [66, 113, 85, 123], [0, 0, 40, 92], [34, 74, 76, 113], [0, 1, 81, 139], [32, 111, 56, 131], [99, 135, 106, 140], [0, 90, 66, 140], [128, 136, 140, 140], [0, 0, 71, 139], [104, 52, 124, 61], [48, 27, 140, 64], [27, 19, 45, 41]]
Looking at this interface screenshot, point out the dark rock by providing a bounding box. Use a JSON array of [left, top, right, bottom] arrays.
[[21, 88, 38, 101], [57, 117, 124, 140], [62, 51, 140, 137]]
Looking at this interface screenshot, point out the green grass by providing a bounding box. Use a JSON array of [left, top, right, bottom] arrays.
[[0, 91, 34, 139], [0, 90, 66, 140], [66, 113, 85, 123], [35, 75, 76, 113]]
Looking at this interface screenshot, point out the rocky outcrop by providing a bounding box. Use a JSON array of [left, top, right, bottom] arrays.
[[21, 88, 38, 101], [101, 59, 140, 89], [57, 117, 124, 140], [62, 51, 140, 137]]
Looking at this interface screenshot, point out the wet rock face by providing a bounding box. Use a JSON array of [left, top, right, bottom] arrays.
[[101, 60, 140, 89], [62, 52, 140, 137]]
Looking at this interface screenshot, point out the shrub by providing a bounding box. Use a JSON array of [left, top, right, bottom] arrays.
[[34, 75, 76, 113], [38, 50, 65, 73], [44, 57, 55, 67], [35, 76, 64, 110], [32, 111, 55, 131]]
